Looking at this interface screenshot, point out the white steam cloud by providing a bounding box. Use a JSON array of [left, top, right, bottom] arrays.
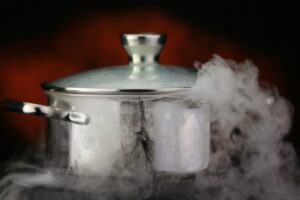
[[0, 55, 299, 199], [191, 55, 299, 200]]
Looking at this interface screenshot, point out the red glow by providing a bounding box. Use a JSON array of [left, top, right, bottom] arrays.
[[0, 9, 284, 142]]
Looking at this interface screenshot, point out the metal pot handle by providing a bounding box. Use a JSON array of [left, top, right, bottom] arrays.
[[1, 99, 90, 125]]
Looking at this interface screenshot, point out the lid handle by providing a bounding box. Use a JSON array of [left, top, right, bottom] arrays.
[[121, 33, 166, 65]]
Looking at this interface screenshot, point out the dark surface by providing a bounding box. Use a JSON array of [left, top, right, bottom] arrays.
[[0, 0, 299, 164], [6, 175, 203, 200]]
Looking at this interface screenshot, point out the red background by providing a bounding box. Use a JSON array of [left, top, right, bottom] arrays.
[[0, 1, 298, 163]]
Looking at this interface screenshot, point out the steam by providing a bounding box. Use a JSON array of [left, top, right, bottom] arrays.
[[0, 55, 299, 199], [191, 55, 299, 200], [150, 98, 210, 173]]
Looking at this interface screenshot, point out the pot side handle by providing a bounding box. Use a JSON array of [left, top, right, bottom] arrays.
[[1, 99, 90, 125]]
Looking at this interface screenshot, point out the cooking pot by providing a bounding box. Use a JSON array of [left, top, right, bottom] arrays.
[[2, 33, 210, 175]]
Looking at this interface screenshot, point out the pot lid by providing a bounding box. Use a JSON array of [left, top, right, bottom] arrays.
[[42, 33, 197, 95]]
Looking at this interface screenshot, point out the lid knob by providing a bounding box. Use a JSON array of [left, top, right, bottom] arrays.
[[121, 33, 166, 65]]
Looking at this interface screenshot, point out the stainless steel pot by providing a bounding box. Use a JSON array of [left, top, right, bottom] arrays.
[[2, 33, 210, 175]]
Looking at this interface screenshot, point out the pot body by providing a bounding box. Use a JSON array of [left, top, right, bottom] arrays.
[[2, 33, 209, 177], [46, 92, 210, 176], [47, 93, 124, 176]]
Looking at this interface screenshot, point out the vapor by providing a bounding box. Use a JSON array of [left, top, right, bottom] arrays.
[[0, 55, 299, 200]]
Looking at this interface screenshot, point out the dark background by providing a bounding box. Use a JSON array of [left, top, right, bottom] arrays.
[[0, 0, 299, 164]]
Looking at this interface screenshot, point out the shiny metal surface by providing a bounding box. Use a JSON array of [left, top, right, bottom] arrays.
[[41, 85, 190, 95], [121, 33, 166, 65], [1, 99, 89, 125], [1, 33, 207, 176], [120, 33, 166, 46]]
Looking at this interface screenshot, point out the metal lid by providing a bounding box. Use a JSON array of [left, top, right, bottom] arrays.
[[42, 33, 197, 95]]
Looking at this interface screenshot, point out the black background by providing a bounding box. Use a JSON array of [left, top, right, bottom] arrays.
[[0, 0, 299, 165]]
